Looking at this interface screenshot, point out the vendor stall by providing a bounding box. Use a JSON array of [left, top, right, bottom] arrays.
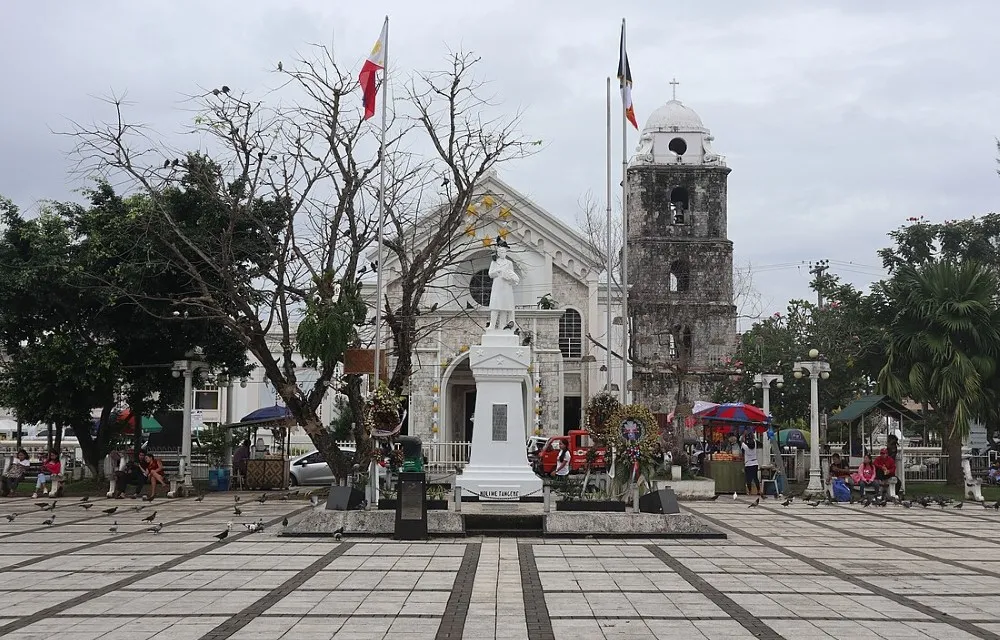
[[693, 403, 772, 494], [220, 405, 294, 490]]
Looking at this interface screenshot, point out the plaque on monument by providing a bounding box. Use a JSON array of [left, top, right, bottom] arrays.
[[394, 472, 428, 540], [492, 404, 508, 441]]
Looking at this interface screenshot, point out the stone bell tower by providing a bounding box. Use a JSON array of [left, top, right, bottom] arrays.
[[626, 87, 737, 417]]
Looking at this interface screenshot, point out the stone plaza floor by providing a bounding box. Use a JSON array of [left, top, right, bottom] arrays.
[[0, 492, 998, 640]]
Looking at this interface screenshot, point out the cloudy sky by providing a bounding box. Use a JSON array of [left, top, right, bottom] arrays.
[[2, 1, 998, 321]]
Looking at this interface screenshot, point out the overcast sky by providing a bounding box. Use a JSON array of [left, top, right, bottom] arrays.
[[2, 1, 998, 322]]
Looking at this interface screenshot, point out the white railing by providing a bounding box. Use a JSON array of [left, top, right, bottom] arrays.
[[424, 442, 472, 473], [333, 439, 472, 473]]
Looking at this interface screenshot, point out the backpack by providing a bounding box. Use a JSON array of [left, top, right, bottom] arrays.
[[832, 478, 850, 502]]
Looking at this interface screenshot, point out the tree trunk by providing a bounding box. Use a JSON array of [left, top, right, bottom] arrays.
[[54, 422, 63, 454], [944, 423, 964, 486]]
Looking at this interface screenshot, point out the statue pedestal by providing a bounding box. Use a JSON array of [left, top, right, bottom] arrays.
[[457, 330, 543, 500]]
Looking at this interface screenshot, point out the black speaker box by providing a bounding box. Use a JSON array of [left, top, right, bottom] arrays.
[[326, 486, 366, 511], [639, 488, 680, 514]]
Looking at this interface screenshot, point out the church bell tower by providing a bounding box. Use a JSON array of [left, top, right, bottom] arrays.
[[626, 88, 737, 417]]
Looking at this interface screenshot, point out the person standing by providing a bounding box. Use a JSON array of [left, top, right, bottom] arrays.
[[1, 449, 30, 497], [550, 440, 571, 483], [741, 432, 761, 496]]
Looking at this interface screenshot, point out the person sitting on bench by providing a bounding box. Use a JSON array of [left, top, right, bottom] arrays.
[[853, 453, 877, 496], [1, 449, 30, 497], [113, 451, 149, 498], [145, 451, 165, 498], [32, 450, 62, 499]]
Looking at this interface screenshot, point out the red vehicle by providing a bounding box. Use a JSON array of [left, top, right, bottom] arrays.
[[535, 430, 608, 475]]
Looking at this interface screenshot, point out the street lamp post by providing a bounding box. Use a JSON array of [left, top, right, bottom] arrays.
[[753, 373, 783, 468], [172, 349, 207, 494], [794, 349, 831, 496]]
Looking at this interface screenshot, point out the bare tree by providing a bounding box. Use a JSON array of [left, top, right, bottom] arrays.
[[64, 48, 397, 475], [378, 52, 540, 392]]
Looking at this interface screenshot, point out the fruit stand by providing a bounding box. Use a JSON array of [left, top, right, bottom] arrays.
[[702, 451, 745, 494], [692, 403, 772, 495]]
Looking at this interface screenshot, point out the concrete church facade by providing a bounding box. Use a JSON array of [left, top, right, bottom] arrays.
[[370, 174, 623, 444]]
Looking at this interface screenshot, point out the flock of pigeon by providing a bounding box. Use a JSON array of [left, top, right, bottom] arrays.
[[2, 490, 308, 540], [734, 491, 1000, 511]]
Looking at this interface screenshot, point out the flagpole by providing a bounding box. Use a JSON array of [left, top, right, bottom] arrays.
[[371, 14, 388, 508], [373, 14, 389, 391], [619, 17, 629, 405], [605, 77, 613, 393]]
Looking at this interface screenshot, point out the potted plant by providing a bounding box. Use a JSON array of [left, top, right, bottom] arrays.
[[377, 486, 397, 510], [198, 423, 232, 491], [426, 484, 449, 510], [553, 478, 627, 512]]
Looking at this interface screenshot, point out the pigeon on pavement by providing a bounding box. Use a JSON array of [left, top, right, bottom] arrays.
[[214, 529, 229, 541], [808, 501, 821, 507], [42, 515, 55, 525], [732, 492, 738, 500], [781, 499, 791, 507], [747, 498, 760, 509], [80, 496, 89, 502], [6, 513, 17, 522], [109, 521, 118, 533], [147, 523, 163, 534], [141, 511, 157, 523], [234, 506, 242, 516], [102, 507, 118, 515], [79, 503, 93, 510], [195, 493, 205, 502], [282, 517, 289, 527]]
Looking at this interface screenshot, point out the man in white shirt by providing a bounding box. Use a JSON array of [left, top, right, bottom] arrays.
[[741, 433, 761, 496]]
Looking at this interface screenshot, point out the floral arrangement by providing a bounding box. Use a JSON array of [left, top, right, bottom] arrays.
[[364, 381, 403, 435], [585, 392, 621, 442], [607, 404, 658, 484]]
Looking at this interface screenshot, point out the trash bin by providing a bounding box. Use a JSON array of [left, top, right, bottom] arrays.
[[208, 468, 230, 491]]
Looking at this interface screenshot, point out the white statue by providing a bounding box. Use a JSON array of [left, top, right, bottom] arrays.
[[488, 239, 519, 330], [635, 131, 655, 164]]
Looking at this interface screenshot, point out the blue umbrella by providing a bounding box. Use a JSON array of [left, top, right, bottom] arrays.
[[241, 405, 293, 422]]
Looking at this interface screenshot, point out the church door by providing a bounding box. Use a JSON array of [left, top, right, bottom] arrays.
[[464, 390, 477, 442]]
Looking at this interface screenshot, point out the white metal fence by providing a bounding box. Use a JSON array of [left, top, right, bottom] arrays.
[[333, 440, 472, 474]]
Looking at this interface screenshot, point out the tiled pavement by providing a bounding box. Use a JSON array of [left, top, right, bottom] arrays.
[[1, 493, 999, 639]]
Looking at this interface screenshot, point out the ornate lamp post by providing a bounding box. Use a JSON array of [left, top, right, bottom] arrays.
[[794, 349, 830, 496], [172, 348, 207, 493], [753, 373, 783, 468]]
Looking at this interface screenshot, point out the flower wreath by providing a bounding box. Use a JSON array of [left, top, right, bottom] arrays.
[[607, 404, 658, 483]]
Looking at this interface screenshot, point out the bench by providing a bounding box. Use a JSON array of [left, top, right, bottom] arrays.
[[3, 458, 66, 497], [105, 455, 182, 498]]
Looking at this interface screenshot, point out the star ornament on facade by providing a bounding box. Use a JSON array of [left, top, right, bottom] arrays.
[[482, 236, 493, 247], [498, 207, 512, 220]]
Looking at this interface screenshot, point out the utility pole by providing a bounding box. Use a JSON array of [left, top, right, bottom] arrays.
[[808, 259, 829, 308]]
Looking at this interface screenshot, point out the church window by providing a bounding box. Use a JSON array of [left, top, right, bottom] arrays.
[[680, 326, 693, 360], [668, 137, 687, 156], [469, 268, 491, 306], [669, 187, 689, 223], [669, 260, 690, 293], [558, 309, 583, 359]]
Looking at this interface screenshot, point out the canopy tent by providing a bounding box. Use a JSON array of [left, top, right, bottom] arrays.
[[829, 394, 923, 492], [778, 428, 810, 450], [694, 403, 771, 432], [219, 404, 295, 462]]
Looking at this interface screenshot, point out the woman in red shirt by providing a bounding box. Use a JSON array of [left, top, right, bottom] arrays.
[[145, 451, 164, 498]]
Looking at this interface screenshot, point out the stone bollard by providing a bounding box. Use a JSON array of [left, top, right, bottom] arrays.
[[453, 484, 462, 513], [543, 484, 551, 513], [632, 486, 640, 513]]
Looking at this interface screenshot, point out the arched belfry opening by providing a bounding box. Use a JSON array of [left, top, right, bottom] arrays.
[[669, 187, 689, 224]]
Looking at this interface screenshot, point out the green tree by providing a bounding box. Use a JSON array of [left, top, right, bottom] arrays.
[[0, 190, 250, 475], [877, 260, 1000, 485], [712, 274, 882, 429]]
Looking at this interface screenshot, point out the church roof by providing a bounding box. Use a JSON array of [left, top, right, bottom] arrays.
[[366, 173, 602, 283], [643, 99, 706, 133]]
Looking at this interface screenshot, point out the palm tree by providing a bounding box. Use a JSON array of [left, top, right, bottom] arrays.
[[878, 260, 1000, 485]]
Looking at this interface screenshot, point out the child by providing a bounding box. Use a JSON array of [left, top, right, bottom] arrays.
[[33, 450, 62, 499], [853, 453, 877, 496]]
